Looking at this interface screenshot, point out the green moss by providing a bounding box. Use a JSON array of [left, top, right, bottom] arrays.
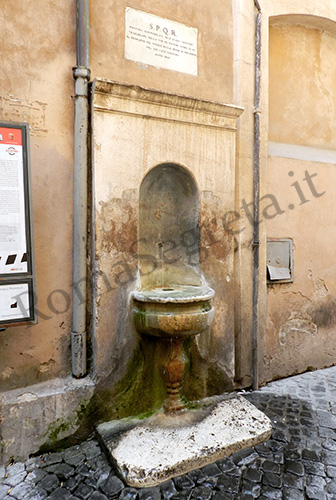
[[135, 409, 157, 420], [51, 338, 167, 448], [76, 400, 91, 420], [38, 420, 75, 454], [96, 337, 167, 421], [37, 340, 166, 454], [206, 364, 234, 395], [38, 333, 234, 455], [47, 420, 72, 443]]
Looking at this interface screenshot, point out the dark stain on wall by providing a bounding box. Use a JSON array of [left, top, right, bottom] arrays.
[[308, 295, 336, 329]]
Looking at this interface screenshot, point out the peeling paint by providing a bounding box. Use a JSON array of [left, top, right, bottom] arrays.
[[279, 314, 317, 346], [308, 269, 329, 299], [39, 359, 56, 374], [0, 95, 48, 136], [1, 367, 14, 380]]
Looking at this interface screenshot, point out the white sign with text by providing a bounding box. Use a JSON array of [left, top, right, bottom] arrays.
[[125, 8, 198, 76], [0, 127, 28, 275], [0, 283, 30, 322]]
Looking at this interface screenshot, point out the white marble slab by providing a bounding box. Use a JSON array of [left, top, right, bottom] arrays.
[[125, 8, 198, 75], [97, 395, 272, 487]]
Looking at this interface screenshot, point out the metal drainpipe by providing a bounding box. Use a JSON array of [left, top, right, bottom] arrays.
[[252, 0, 261, 391], [71, 0, 90, 377]]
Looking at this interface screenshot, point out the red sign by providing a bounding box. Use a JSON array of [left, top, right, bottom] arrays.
[[0, 127, 22, 146]]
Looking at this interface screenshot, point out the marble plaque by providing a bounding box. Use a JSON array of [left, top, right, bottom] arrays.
[[125, 8, 198, 76]]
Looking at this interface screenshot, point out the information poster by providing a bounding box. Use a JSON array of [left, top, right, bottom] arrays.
[[125, 8, 198, 76], [0, 127, 28, 274], [0, 283, 30, 322], [0, 122, 36, 324]]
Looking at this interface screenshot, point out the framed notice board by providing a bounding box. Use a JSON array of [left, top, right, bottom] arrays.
[[0, 122, 37, 325]]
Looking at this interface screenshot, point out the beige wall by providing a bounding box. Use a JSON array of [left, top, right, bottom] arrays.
[[90, 0, 234, 104], [0, 1, 76, 390], [2, 0, 336, 395], [2, 0, 336, 466], [264, 19, 336, 381], [266, 156, 336, 378], [234, 0, 336, 386], [269, 24, 336, 149], [0, 0, 236, 394]]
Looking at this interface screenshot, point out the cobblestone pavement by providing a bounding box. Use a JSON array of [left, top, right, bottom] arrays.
[[2, 366, 336, 500]]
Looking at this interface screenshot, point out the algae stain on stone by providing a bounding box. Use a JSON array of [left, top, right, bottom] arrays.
[[107, 338, 168, 419], [38, 333, 229, 454], [73, 339, 168, 439], [47, 420, 73, 443]]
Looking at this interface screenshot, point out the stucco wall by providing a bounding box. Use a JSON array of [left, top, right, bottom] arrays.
[[0, 1, 76, 390], [0, 0, 235, 395], [233, 0, 336, 386], [2, 0, 336, 396], [2, 0, 336, 465], [264, 20, 336, 381], [0, 0, 237, 399], [269, 24, 336, 149], [90, 0, 233, 104]]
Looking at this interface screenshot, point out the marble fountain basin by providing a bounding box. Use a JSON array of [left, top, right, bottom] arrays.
[[131, 285, 215, 339]]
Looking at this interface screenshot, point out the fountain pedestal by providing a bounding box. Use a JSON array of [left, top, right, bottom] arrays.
[[131, 285, 215, 414], [96, 284, 272, 486], [162, 338, 186, 413]]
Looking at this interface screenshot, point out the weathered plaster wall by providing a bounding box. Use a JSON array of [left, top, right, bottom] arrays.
[[2, 0, 336, 401], [264, 20, 336, 381], [90, 0, 233, 104], [269, 24, 336, 149], [266, 156, 336, 379], [233, 0, 336, 387], [0, 1, 76, 390]]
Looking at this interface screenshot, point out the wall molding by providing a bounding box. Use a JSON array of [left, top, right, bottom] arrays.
[[268, 141, 336, 165]]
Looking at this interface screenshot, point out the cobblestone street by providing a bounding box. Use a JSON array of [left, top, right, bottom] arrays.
[[2, 366, 336, 500]]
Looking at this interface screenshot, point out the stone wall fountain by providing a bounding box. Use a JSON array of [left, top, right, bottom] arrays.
[[131, 163, 215, 413], [97, 162, 272, 487], [92, 80, 271, 487]]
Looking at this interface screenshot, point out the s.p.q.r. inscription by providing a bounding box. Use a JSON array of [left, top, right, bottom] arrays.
[[125, 8, 198, 76]]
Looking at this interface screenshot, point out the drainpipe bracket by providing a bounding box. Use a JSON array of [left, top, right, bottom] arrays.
[[74, 77, 89, 98], [73, 66, 91, 80], [73, 67, 91, 97]]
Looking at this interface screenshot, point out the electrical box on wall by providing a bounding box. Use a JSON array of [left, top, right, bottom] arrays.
[[267, 238, 293, 284]]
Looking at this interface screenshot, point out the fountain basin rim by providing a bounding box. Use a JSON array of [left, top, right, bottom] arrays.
[[131, 285, 214, 303]]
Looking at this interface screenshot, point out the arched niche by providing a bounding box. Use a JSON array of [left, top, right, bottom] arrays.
[[268, 15, 336, 148], [138, 163, 202, 290]]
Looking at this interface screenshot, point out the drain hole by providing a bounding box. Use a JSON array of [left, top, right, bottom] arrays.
[[162, 288, 174, 291]]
